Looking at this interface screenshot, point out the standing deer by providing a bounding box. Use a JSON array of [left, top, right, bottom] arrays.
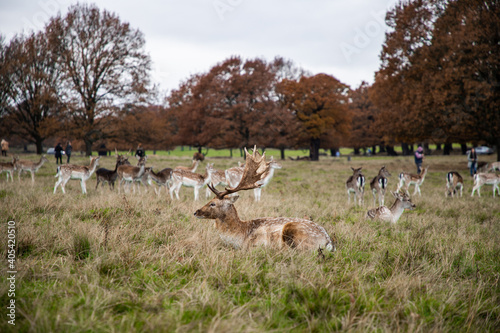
[[225, 157, 282, 201], [205, 166, 228, 198], [397, 166, 429, 196], [346, 167, 365, 205], [366, 191, 416, 223], [15, 155, 49, 183], [445, 171, 464, 197], [117, 156, 147, 193], [194, 146, 336, 252], [0, 156, 18, 182], [53, 156, 100, 194], [370, 166, 391, 206], [170, 163, 215, 201], [95, 153, 130, 190], [471, 173, 500, 197], [175, 160, 200, 173], [144, 167, 173, 196]]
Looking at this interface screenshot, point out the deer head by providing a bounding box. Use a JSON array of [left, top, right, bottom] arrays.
[[391, 191, 416, 210], [379, 166, 391, 177]]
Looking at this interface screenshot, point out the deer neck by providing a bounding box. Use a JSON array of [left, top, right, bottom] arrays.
[[419, 169, 428, 182], [214, 205, 245, 235], [88, 160, 99, 175], [35, 157, 46, 169], [389, 199, 406, 223]]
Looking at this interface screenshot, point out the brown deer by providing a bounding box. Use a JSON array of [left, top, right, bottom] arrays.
[[370, 166, 391, 206], [144, 167, 173, 196], [53, 156, 100, 194], [346, 167, 365, 205], [117, 156, 147, 193], [175, 160, 200, 173], [194, 146, 336, 252], [397, 166, 429, 196], [366, 191, 416, 223], [95, 153, 130, 190], [15, 155, 49, 183], [445, 171, 464, 198], [0, 156, 18, 182]]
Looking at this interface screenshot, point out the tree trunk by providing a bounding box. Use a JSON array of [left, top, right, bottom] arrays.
[[409, 144, 414, 153], [423, 143, 431, 155], [330, 148, 338, 157], [309, 138, 320, 161], [198, 146, 202, 153], [401, 143, 410, 156], [386, 145, 398, 156], [436, 143, 442, 151], [353, 148, 360, 155], [372, 145, 377, 155], [443, 143, 452, 155], [379, 145, 386, 153], [496, 137, 500, 162], [460, 143, 467, 155], [84, 139, 93, 156], [35, 139, 44, 155], [280, 147, 285, 160], [229, 148, 233, 158]]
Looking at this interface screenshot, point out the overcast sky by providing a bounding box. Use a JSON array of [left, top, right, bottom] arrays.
[[0, 0, 399, 94]]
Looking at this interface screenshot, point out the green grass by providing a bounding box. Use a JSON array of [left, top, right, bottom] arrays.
[[0, 152, 499, 332]]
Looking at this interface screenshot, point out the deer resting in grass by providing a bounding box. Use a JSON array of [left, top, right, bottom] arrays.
[[194, 146, 336, 252], [445, 171, 464, 198], [54, 156, 100, 194], [15, 155, 49, 183], [366, 191, 416, 223]]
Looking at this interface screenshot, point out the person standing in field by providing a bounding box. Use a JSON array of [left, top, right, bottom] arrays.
[[65, 141, 73, 164], [1, 139, 8, 156], [54, 143, 63, 165], [414, 145, 424, 174], [468, 147, 477, 176]]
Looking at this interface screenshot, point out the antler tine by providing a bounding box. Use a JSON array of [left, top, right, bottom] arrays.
[[207, 183, 224, 198], [217, 145, 270, 199]]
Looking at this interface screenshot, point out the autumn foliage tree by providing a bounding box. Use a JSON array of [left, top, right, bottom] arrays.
[[278, 74, 351, 161]]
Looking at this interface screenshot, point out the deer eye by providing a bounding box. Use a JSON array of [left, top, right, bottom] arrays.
[[210, 203, 216, 207]]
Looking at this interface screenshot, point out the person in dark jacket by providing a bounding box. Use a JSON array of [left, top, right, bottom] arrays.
[[65, 141, 73, 164], [414, 145, 424, 174], [468, 147, 477, 176], [55, 143, 63, 165]]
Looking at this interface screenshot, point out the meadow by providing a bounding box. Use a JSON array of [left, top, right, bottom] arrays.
[[1, 151, 499, 332]]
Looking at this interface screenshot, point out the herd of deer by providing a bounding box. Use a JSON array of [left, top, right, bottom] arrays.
[[1, 149, 500, 253]]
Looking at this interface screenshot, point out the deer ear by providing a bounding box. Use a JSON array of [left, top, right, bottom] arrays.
[[228, 195, 240, 204]]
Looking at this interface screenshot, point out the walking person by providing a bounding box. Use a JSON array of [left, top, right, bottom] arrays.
[[65, 141, 72, 164], [414, 145, 424, 174], [54, 143, 63, 165], [468, 147, 477, 176], [1, 139, 8, 157]]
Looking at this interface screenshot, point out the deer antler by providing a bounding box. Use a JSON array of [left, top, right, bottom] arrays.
[[209, 145, 270, 199]]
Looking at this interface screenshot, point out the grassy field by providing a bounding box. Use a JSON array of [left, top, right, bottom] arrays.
[[1, 152, 499, 332]]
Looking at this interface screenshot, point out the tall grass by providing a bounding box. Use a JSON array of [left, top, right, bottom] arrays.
[[0, 153, 499, 332]]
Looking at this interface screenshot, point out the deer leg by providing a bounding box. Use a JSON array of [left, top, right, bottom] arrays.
[[30, 171, 35, 183], [81, 180, 87, 194], [54, 178, 62, 193]]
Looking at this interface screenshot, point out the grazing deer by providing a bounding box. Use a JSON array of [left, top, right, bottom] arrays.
[[175, 159, 200, 173], [489, 162, 500, 172], [205, 166, 228, 198], [15, 155, 49, 183], [194, 146, 336, 252], [95, 154, 130, 190], [366, 191, 416, 223], [445, 171, 464, 198], [397, 166, 429, 196], [471, 173, 500, 197], [346, 167, 365, 205], [0, 156, 18, 182], [370, 166, 391, 206], [144, 167, 173, 196], [53, 156, 100, 194], [225, 157, 282, 201], [117, 156, 147, 193], [170, 163, 215, 200]]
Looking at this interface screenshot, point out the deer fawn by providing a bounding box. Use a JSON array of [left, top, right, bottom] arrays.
[[194, 146, 336, 252], [54, 156, 100, 194], [370, 166, 391, 206], [346, 167, 365, 205], [15, 155, 49, 183], [366, 191, 416, 223], [0, 156, 18, 182], [445, 171, 464, 197], [471, 173, 500, 197], [397, 166, 429, 196], [170, 163, 214, 201]]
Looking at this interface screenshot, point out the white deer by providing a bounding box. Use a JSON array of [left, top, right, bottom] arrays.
[[366, 191, 416, 223], [471, 173, 500, 197], [53, 156, 100, 194], [397, 166, 429, 196], [15, 155, 49, 183], [194, 146, 336, 252]]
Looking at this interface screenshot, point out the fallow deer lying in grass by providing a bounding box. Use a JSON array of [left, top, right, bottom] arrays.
[[370, 166, 391, 206], [117, 156, 147, 193], [225, 156, 282, 201], [170, 163, 214, 200], [471, 173, 500, 197], [346, 167, 365, 205], [445, 171, 464, 198], [144, 167, 173, 196], [95, 153, 130, 190], [194, 146, 336, 252], [15, 155, 49, 183], [397, 166, 429, 196], [0, 156, 18, 182], [366, 191, 416, 223], [54, 156, 100, 194], [175, 159, 200, 173]]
